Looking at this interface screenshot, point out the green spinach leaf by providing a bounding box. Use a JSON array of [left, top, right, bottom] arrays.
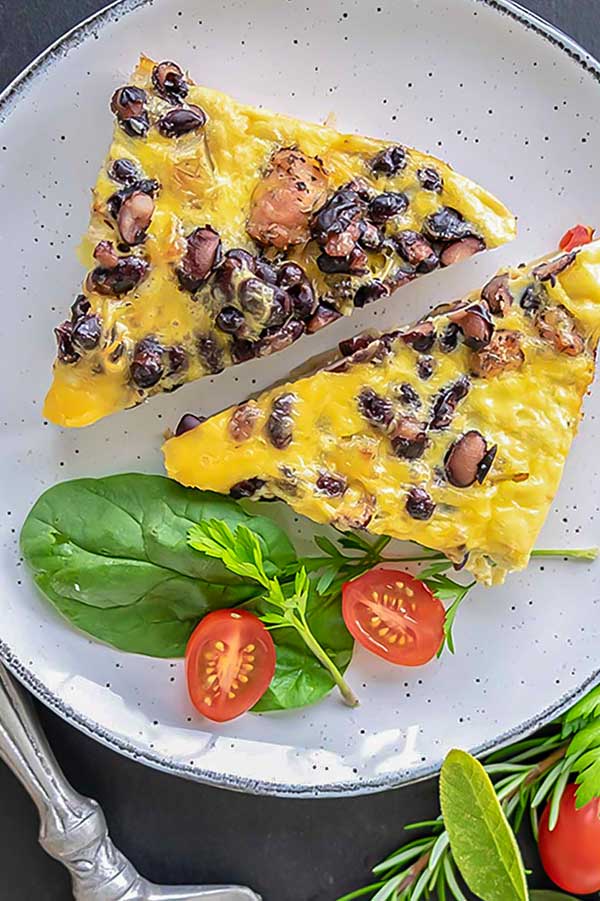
[[440, 749, 528, 901], [20, 474, 295, 657]]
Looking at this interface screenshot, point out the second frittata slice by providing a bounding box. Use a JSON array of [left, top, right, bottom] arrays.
[[164, 243, 600, 585]]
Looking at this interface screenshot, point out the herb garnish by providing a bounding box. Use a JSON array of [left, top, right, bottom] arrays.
[[188, 520, 359, 706], [337, 684, 600, 900]]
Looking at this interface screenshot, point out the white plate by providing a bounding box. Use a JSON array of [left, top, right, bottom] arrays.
[[1, 0, 600, 797]]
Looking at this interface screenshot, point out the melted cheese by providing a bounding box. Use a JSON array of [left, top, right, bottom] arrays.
[[44, 55, 515, 428], [164, 242, 600, 585]]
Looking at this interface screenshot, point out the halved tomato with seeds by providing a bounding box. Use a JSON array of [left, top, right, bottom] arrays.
[[342, 568, 445, 666], [185, 609, 276, 722]]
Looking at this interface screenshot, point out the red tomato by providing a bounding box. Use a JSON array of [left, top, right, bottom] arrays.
[[342, 568, 445, 666], [538, 782, 600, 893], [185, 609, 276, 722], [559, 224, 595, 252]]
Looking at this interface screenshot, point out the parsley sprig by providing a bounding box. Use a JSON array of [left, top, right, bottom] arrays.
[[188, 520, 359, 707], [337, 683, 600, 900]]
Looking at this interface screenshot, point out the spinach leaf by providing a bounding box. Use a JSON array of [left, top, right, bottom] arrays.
[[20, 474, 295, 657], [440, 749, 528, 901], [253, 587, 353, 712]]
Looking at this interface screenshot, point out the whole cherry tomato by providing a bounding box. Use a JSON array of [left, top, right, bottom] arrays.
[[538, 782, 600, 893]]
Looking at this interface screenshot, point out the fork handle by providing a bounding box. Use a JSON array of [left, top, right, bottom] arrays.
[[0, 665, 260, 900], [0, 664, 151, 898]]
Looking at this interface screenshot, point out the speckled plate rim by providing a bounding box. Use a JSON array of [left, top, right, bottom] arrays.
[[1, 0, 600, 798]]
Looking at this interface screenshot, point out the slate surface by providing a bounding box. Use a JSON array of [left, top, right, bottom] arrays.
[[0, 1, 597, 898]]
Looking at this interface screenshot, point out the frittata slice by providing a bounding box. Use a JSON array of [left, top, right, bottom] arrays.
[[44, 55, 515, 428], [164, 242, 600, 585]]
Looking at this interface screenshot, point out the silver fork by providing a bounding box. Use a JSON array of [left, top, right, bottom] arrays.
[[0, 664, 261, 901]]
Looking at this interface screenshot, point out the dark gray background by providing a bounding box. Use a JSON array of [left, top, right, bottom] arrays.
[[0, 1, 597, 898]]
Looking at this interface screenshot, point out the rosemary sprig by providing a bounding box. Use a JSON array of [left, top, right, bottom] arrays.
[[337, 684, 600, 900]]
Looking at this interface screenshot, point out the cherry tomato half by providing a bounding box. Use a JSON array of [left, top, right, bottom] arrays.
[[185, 609, 276, 722], [342, 568, 445, 666], [538, 782, 600, 893], [559, 224, 595, 252]]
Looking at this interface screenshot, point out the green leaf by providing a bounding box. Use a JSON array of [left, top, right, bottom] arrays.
[[316, 564, 339, 595], [572, 748, 600, 807], [253, 587, 353, 712], [563, 685, 600, 736], [314, 535, 343, 558], [20, 474, 295, 656], [440, 749, 528, 901], [529, 893, 578, 901]]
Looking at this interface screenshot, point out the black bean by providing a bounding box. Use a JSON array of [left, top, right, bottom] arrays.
[[520, 283, 545, 313], [152, 61, 189, 103], [254, 257, 278, 284], [316, 472, 347, 497], [257, 319, 305, 356], [449, 303, 495, 351], [131, 337, 164, 388], [277, 261, 306, 287], [54, 321, 79, 364], [175, 413, 205, 436], [406, 487, 436, 520], [357, 387, 394, 428], [438, 322, 461, 353], [339, 333, 378, 357], [216, 306, 245, 334], [423, 206, 472, 242], [214, 252, 255, 300], [87, 257, 149, 296], [157, 104, 207, 137], [231, 338, 257, 363], [368, 191, 409, 222], [370, 145, 407, 176], [317, 247, 368, 275], [177, 226, 222, 291], [287, 281, 317, 320], [266, 393, 296, 449], [225, 248, 256, 269], [430, 376, 470, 430], [354, 280, 389, 308], [402, 321, 436, 353], [197, 333, 224, 374], [397, 383, 421, 407], [108, 158, 140, 184], [312, 189, 365, 245], [167, 345, 187, 374], [106, 178, 159, 219], [110, 86, 149, 138], [306, 303, 342, 334], [481, 273, 513, 316], [229, 402, 260, 441], [394, 230, 438, 272], [417, 356, 435, 380], [265, 288, 292, 328], [110, 85, 146, 119], [357, 220, 383, 250], [417, 167, 443, 192], [121, 114, 150, 138], [71, 314, 102, 350], [444, 431, 488, 488], [70, 294, 91, 319], [230, 478, 266, 499]]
